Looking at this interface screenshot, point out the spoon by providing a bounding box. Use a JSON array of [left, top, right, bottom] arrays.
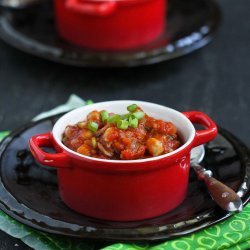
[[191, 145, 243, 212], [0, 0, 43, 9]]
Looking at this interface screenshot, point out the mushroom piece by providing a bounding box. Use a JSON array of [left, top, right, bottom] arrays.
[[97, 142, 114, 157], [95, 124, 111, 137]]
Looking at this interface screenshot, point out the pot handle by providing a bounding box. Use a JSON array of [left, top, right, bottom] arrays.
[[29, 132, 70, 168], [183, 111, 218, 147], [65, 0, 117, 16]]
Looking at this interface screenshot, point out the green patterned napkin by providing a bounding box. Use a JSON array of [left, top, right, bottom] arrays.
[[0, 96, 250, 250]]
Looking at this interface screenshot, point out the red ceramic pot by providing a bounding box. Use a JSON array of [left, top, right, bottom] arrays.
[[54, 0, 166, 50], [29, 101, 217, 221]]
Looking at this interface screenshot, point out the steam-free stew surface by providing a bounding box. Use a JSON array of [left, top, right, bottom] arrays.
[[62, 105, 181, 160]]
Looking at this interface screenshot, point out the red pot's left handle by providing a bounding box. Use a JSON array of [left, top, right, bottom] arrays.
[[66, 0, 117, 16], [183, 111, 218, 147], [29, 132, 70, 168]]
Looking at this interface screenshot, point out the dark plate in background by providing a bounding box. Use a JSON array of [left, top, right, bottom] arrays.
[[0, 0, 221, 67], [0, 115, 249, 242]]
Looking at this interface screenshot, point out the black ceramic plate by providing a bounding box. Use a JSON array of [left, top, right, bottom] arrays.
[[0, 115, 249, 242], [0, 0, 221, 67]]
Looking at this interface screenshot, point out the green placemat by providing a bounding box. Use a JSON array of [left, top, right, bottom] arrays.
[[0, 96, 249, 250]]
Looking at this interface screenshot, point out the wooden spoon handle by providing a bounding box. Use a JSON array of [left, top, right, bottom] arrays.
[[204, 176, 243, 212]]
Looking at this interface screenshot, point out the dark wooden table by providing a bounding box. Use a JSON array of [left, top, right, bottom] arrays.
[[0, 0, 249, 249]]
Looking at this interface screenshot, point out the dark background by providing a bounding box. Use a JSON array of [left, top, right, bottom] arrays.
[[0, 0, 249, 249]]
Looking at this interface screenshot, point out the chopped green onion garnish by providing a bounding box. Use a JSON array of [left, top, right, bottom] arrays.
[[117, 120, 129, 130], [91, 137, 97, 148], [129, 118, 138, 128], [127, 104, 138, 112], [86, 100, 93, 105], [133, 111, 145, 120], [101, 110, 109, 122], [87, 121, 98, 132], [107, 114, 120, 124], [120, 114, 130, 120]]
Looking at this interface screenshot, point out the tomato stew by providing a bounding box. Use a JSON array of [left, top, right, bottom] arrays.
[[62, 105, 181, 160]]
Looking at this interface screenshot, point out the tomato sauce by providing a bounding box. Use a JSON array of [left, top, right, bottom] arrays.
[[62, 107, 181, 160]]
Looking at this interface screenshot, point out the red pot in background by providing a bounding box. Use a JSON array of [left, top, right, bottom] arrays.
[[54, 0, 166, 50]]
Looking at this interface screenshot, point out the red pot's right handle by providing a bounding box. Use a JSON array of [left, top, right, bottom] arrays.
[[29, 132, 70, 168], [66, 0, 117, 16], [183, 111, 218, 147]]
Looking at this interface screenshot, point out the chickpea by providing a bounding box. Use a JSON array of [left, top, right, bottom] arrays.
[[80, 129, 93, 140], [77, 144, 92, 156], [77, 121, 86, 129], [146, 138, 164, 157], [87, 111, 101, 122]]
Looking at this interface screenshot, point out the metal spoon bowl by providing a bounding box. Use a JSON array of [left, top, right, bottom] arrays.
[[190, 145, 243, 212]]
